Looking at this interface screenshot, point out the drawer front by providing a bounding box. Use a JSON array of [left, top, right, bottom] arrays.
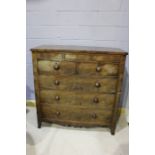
[[37, 60, 76, 75], [36, 53, 63, 61], [65, 53, 91, 61], [65, 53, 120, 62], [40, 90, 115, 110], [39, 75, 117, 93], [78, 62, 119, 76], [41, 105, 112, 125]]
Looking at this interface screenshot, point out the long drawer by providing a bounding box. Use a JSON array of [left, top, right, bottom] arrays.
[[39, 75, 118, 93], [41, 104, 112, 125], [39, 90, 115, 110]]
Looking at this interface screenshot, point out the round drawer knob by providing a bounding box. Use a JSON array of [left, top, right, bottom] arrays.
[[95, 82, 101, 88], [53, 63, 60, 70], [54, 80, 60, 85], [55, 95, 60, 100], [56, 111, 60, 116], [91, 113, 97, 119], [93, 97, 99, 103], [96, 66, 101, 72]]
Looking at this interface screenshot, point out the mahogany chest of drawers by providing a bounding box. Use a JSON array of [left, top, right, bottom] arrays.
[[31, 45, 128, 135]]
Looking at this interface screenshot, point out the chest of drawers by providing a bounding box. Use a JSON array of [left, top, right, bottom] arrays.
[[31, 45, 128, 135]]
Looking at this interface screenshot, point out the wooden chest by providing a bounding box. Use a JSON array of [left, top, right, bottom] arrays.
[[31, 45, 128, 135]]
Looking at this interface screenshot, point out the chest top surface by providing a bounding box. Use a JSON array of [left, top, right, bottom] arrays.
[[31, 45, 128, 55]]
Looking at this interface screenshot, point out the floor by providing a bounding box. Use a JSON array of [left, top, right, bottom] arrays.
[[26, 107, 129, 155]]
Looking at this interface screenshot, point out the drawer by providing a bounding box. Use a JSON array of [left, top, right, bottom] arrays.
[[40, 90, 115, 110], [39, 75, 117, 93], [65, 53, 91, 61], [91, 54, 120, 62], [36, 53, 63, 61], [78, 62, 119, 76], [41, 105, 112, 125], [37, 60, 76, 75], [65, 53, 120, 62]]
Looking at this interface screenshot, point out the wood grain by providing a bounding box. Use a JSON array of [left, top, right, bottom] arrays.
[[41, 104, 112, 125], [39, 90, 115, 110], [38, 60, 76, 75], [39, 75, 118, 93], [65, 53, 121, 62], [31, 45, 128, 55], [32, 53, 42, 128], [31, 45, 128, 135], [78, 62, 119, 76]]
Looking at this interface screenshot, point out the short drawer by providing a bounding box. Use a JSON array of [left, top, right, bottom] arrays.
[[91, 54, 120, 62], [39, 75, 117, 93], [65, 53, 91, 61], [78, 62, 119, 76], [37, 60, 76, 75], [41, 104, 112, 125], [36, 53, 63, 61], [40, 90, 115, 110]]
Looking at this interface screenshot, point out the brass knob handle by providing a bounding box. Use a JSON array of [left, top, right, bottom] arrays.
[[95, 82, 101, 88], [91, 113, 97, 119], [53, 63, 60, 70], [96, 66, 101, 72], [56, 111, 60, 116], [55, 95, 60, 100], [93, 97, 99, 103], [54, 80, 60, 85]]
